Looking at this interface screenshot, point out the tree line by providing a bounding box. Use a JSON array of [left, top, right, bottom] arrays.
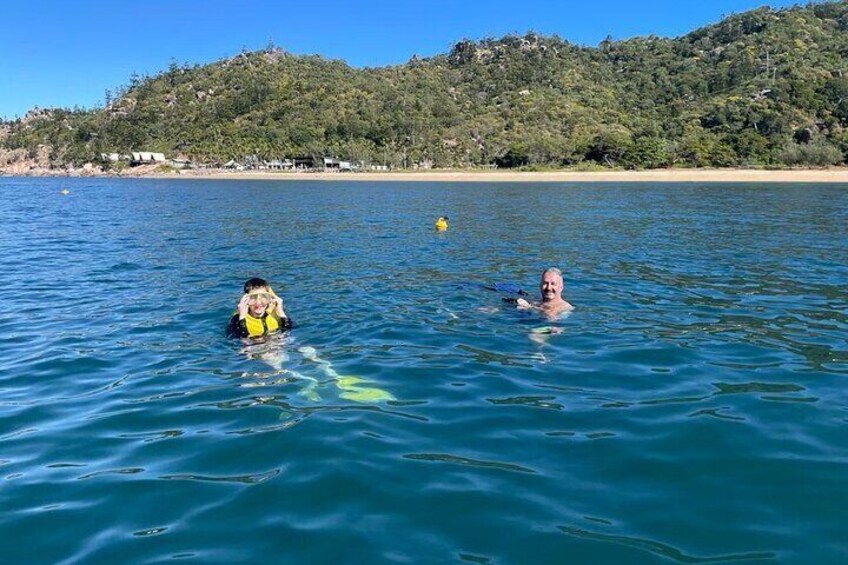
[[3, 1, 848, 170]]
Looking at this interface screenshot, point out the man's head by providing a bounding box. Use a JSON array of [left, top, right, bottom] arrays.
[[539, 268, 564, 303]]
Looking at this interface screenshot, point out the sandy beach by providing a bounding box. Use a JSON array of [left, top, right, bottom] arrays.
[[5, 166, 848, 182], [157, 168, 848, 183]]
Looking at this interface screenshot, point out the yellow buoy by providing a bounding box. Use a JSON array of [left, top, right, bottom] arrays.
[[435, 216, 448, 231]]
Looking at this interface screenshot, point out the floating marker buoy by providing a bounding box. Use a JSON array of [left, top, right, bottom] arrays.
[[60, 189, 70, 195], [435, 216, 448, 231]]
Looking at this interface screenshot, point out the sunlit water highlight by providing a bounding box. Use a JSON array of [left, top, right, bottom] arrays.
[[1, 178, 846, 562]]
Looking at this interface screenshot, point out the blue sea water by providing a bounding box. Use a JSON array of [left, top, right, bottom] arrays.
[[1, 177, 846, 563]]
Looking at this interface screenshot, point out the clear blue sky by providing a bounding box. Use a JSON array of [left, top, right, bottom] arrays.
[[1, 0, 802, 120]]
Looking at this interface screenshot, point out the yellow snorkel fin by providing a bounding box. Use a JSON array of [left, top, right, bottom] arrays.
[[335, 376, 396, 403]]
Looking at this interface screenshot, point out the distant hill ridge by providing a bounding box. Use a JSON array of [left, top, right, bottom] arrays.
[[2, 1, 847, 170]]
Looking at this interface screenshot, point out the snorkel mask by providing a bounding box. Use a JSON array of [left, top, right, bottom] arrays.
[[246, 292, 273, 306]]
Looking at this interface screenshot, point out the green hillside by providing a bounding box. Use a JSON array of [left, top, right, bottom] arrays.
[[3, 1, 848, 169]]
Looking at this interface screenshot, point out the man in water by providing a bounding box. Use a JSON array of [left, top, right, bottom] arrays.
[[515, 267, 574, 319], [226, 277, 292, 340]]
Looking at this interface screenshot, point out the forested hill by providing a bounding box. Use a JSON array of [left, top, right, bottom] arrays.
[[3, 1, 848, 170]]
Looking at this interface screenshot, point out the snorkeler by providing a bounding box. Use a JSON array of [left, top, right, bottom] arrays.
[[226, 277, 293, 340], [515, 267, 574, 319], [226, 278, 392, 403]]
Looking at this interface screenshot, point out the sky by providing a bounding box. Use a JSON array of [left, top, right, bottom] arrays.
[[1, 0, 803, 120]]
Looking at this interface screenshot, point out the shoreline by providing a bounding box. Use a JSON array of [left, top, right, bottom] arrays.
[[4, 167, 848, 183]]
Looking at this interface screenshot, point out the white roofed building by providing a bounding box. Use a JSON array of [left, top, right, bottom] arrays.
[[130, 152, 166, 164]]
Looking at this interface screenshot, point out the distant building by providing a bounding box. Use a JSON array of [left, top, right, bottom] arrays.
[[130, 152, 166, 165], [294, 156, 316, 170], [267, 159, 294, 170], [222, 159, 244, 171], [323, 157, 353, 171], [243, 155, 263, 170], [100, 152, 129, 162]]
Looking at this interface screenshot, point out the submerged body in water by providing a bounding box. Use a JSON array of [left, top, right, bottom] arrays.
[[239, 335, 395, 403], [228, 277, 394, 403], [515, 267, 574, 319]]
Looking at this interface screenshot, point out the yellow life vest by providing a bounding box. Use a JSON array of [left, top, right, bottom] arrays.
[[435, 217, 448, 231], [244, 312, 281, 338]]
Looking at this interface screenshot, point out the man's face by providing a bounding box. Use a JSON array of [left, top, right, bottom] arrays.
[[540, 272, 563, 303]]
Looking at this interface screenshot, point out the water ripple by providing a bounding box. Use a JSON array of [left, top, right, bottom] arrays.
[[404, 453, 537, 474], [159, 469, 281, 484], [2, 179, 847, 562], [77, 467, 145, 480], [558, 525, 777, 563]]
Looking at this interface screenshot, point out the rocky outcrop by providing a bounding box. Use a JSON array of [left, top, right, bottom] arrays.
[[0, 144, 110, 176], [107, 97, 136, 118], [0, 147, 28, 167], [21, 108, 53, 124]]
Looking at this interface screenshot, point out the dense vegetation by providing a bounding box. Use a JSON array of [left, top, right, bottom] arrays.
[[3, 1, 848, 169]]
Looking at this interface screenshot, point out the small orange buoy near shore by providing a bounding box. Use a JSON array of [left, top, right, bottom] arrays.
[[435, 216, 448, 231], [60, 189, 70, 195]]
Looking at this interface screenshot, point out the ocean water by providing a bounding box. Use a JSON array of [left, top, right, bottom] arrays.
[[1, 177, 846, 563]]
